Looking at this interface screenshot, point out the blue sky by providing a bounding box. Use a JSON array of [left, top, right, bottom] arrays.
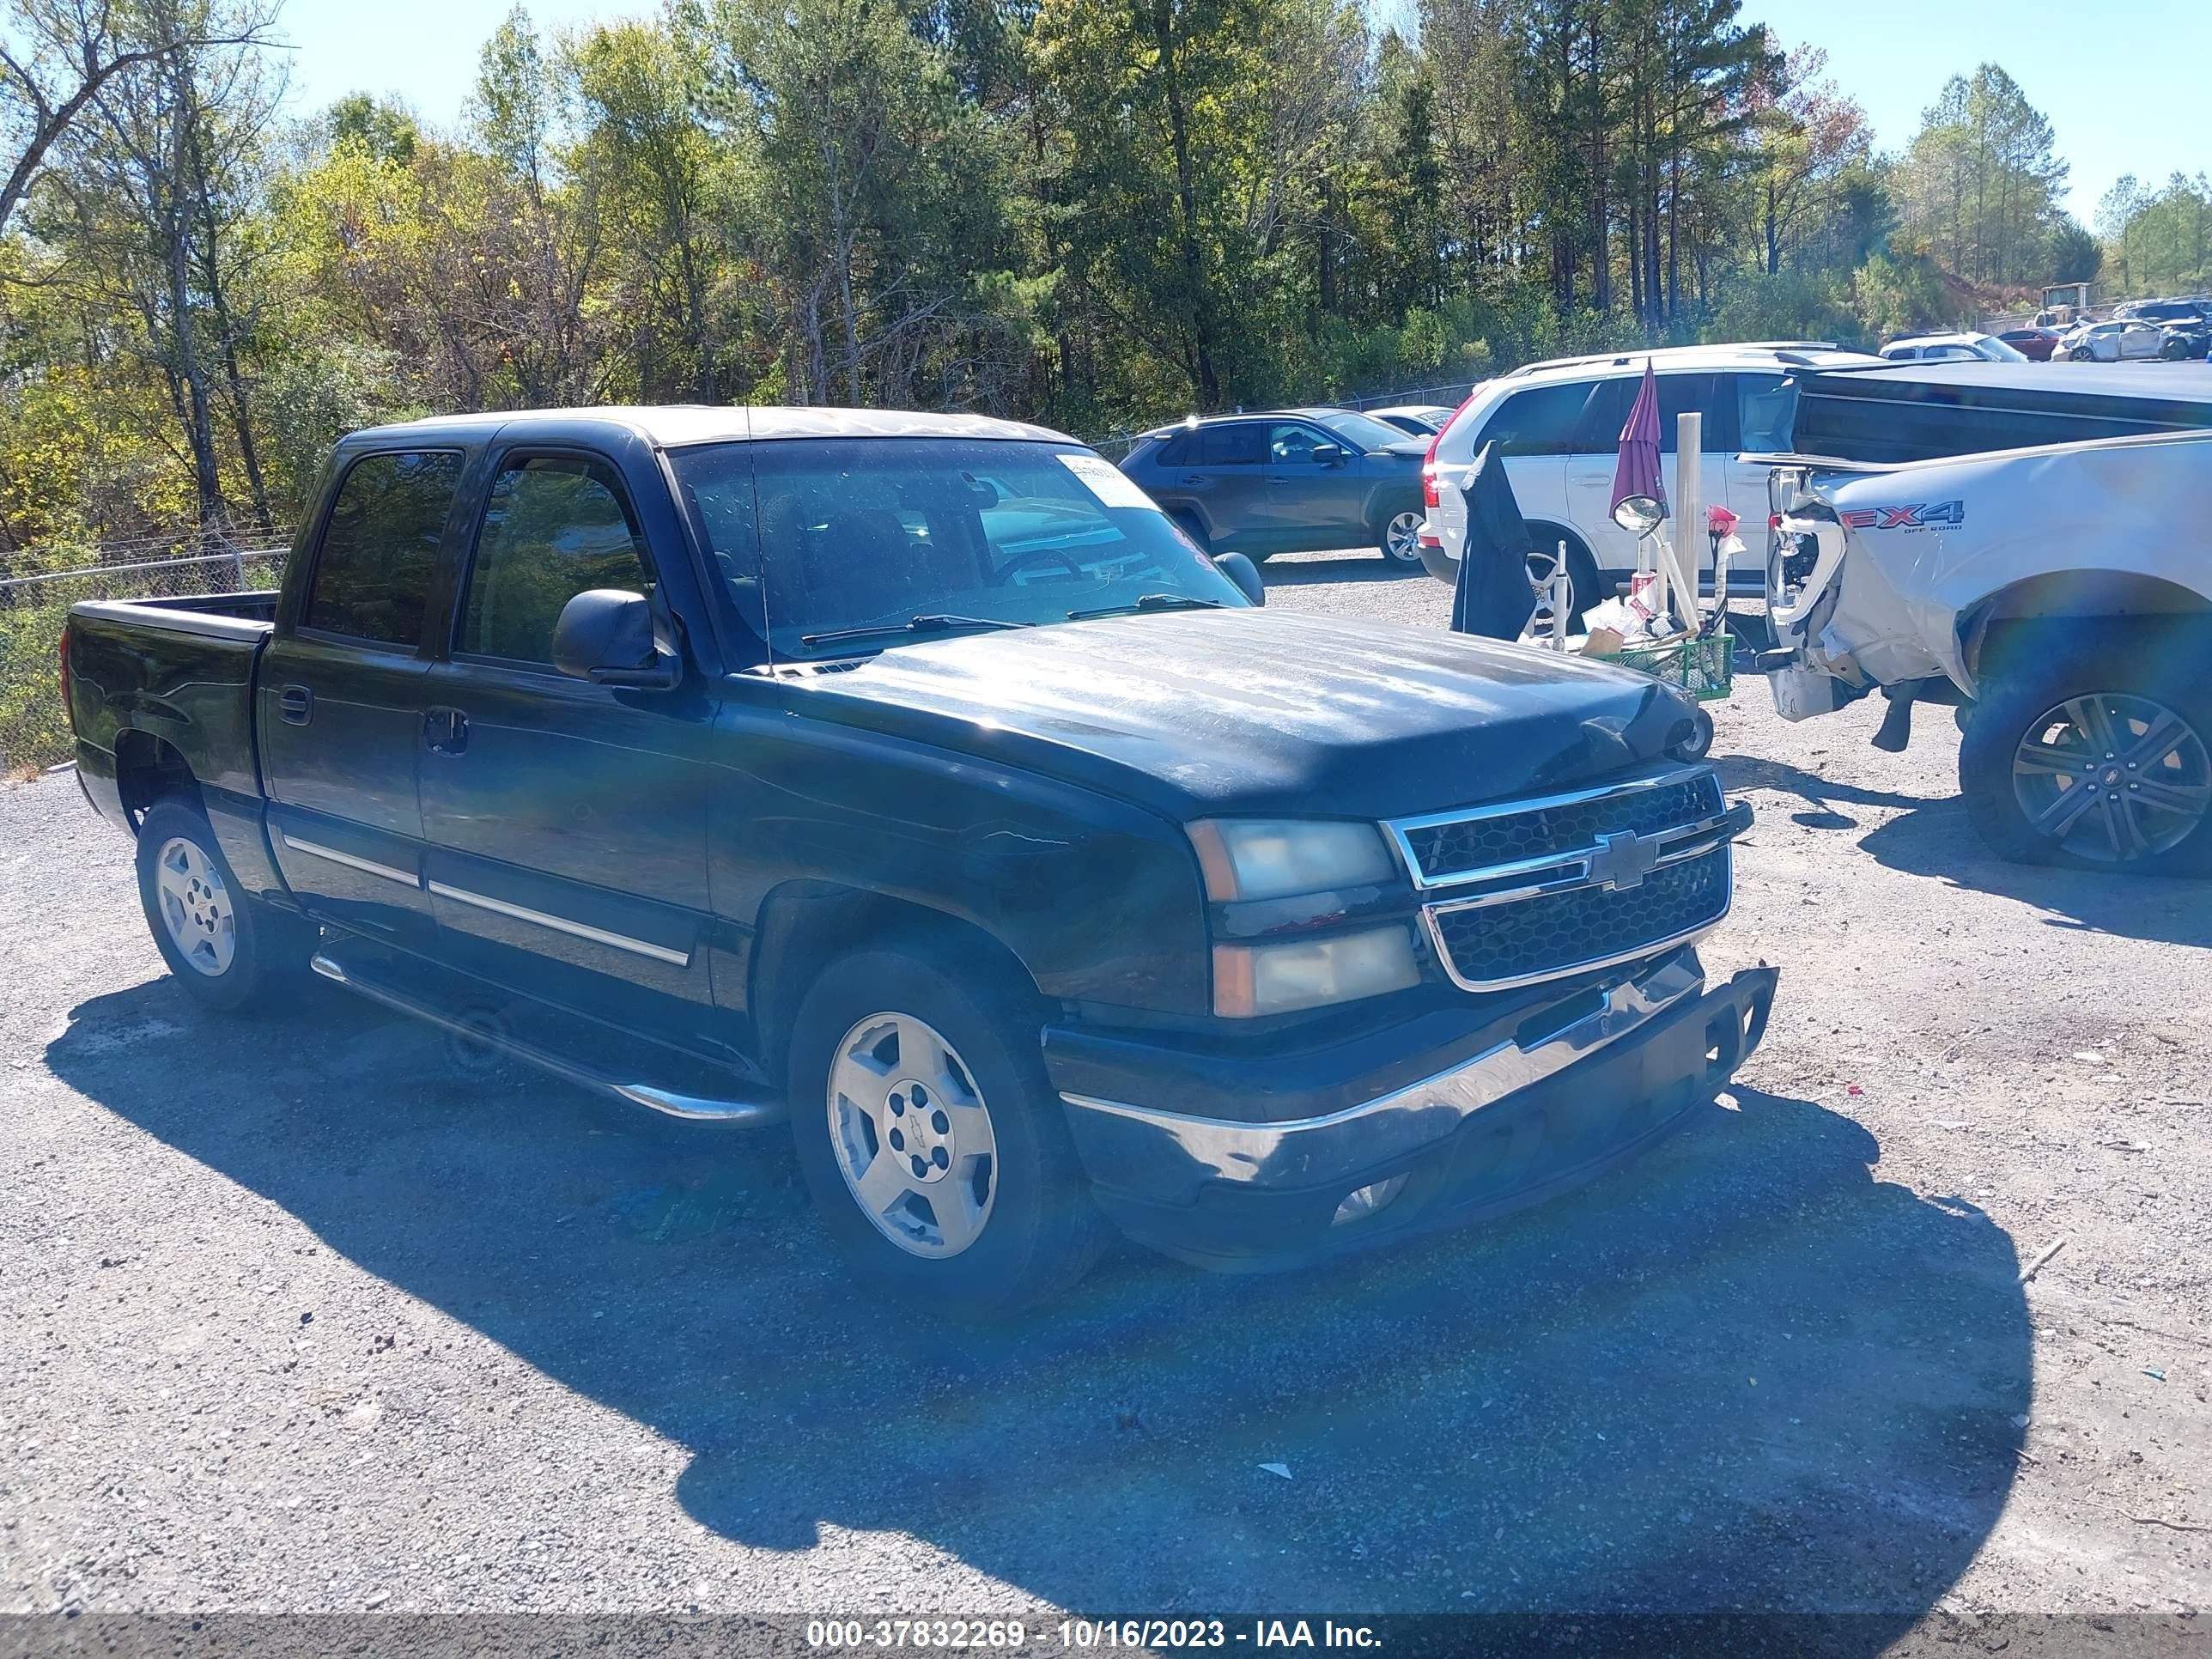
[[276, 0, 2208, 222]]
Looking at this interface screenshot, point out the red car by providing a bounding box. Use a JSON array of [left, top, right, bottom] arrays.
[[1996, 327, 2061, 362]]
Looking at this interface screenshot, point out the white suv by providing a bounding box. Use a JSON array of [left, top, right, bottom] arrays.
[[1877, 331, 2027, 362], [1417, 343, 1879, 617]]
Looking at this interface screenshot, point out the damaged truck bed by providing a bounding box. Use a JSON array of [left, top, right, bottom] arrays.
[[1759, 426, 2212, 875]]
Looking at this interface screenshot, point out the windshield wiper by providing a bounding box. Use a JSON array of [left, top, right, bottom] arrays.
[[799, 613, 1032, 648], [1066, 593, 1226, 622]]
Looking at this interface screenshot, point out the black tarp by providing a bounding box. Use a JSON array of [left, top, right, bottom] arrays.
[[1448, 441, 1539, 641]]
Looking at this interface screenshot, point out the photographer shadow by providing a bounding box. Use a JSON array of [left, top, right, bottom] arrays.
[[49, 975, 2029, 1638]]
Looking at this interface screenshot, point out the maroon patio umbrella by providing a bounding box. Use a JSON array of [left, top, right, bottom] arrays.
[[1611, 359, 1667, 520]]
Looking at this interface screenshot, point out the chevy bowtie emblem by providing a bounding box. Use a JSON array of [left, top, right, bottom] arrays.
[[1589, 830, 1662, 890]]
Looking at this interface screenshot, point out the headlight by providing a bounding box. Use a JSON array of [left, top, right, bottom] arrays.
[[1186, 818, 1397, 902], [1212, 926, 1422, 1018]]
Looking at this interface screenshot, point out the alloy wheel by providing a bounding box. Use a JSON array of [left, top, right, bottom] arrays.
[[1382, 509, 1425, 563], [2009, 693, 2211, 862], [826, 1012, 999, 1258], [154, 836, 236, 975], [1524, 547, 1575, 617]]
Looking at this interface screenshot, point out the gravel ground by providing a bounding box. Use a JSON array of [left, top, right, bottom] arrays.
[[3, 550, 2209, 1645]]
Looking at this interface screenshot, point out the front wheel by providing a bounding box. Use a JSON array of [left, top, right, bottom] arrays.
[[135, 798, 313, 1011], [1960, 656, 2212, 874], [2069, 347, 2094, 362], [786, 940, 1109, 1312], [1378, 507, 1425, 565]]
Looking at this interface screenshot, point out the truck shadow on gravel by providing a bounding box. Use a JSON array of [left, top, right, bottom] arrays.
[[50, 976, 2032, 1636], [1719, 751, 2212, 949]]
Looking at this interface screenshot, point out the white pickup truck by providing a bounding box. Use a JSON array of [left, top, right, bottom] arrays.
[[1762, 428, 2212, 875]]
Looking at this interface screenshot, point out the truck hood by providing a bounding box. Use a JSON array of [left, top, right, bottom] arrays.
[[786, 609, 1700, 820]]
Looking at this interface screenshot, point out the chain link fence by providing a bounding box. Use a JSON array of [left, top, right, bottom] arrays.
[[1, 538, 291, 777]]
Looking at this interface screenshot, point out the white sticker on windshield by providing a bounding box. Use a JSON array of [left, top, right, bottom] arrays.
[[1058, 452, 1158, 512]]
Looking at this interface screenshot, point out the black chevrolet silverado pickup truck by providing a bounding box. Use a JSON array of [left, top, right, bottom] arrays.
[[63, 406, 1775, 1309]]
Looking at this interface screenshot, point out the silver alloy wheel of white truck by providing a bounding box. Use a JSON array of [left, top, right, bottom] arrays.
[[827, 1011, 1000, 1258], [2004, 691, 2211, 862], [154, 835, 237, 975]]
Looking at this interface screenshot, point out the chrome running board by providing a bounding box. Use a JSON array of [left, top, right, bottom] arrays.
[[311, 950, 786, 1127]]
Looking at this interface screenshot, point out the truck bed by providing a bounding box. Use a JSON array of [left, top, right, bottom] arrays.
[[70, 590, 280, 637], [64, 592, 280, 835]]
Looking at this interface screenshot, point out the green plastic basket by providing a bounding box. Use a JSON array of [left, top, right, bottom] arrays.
[[1593, 631, 1735, 702]]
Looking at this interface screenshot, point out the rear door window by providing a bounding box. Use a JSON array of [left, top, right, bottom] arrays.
[[1656, 372, 1729, 451], [1197, 424, 1266, 466], [1570, 377, 1635, 453], [301, 450, 463, 647], [456, 456, 653, 666], [1477, 381, 1595, 456]]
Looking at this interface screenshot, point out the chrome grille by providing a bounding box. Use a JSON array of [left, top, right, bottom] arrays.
[[1389, 766, 1743, 993], [1428, 848, 1730, 990], [1399, 772, 1723, 884]]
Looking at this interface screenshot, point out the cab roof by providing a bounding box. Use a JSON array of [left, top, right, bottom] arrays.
[[342, 404, 1076, 451]]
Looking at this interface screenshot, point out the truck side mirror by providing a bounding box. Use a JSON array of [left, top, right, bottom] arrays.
[[552, 589, 679, 688], [1213, 551, 1265, 606], [1310, 443, 1348, 467]]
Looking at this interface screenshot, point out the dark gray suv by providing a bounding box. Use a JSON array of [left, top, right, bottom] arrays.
[[1119, 408, 1431, 564]]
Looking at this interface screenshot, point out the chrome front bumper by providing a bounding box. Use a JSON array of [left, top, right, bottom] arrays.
[[1061, 951, 1779, 1267], [1061, 950, 1713, 1197]]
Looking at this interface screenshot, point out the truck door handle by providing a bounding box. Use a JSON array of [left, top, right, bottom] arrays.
[[424, 708, 469, 756], [278, 685, 313, 725], [1177, 474, 1206, 486]]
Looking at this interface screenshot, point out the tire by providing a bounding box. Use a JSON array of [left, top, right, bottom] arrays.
[[135, 797, 314, 1012], [1377, 507, 1425, 565], [1959, 650, 2212, 875], [1523, 526, 1606, 630], [786, 939, 1109, 1312], [2069, 347, 2094, 362]]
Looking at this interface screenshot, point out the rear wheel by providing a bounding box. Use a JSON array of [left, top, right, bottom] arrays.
[[135, 798, 313, 1012], [1378, 507, 1425, 565], [786, 939, 1108, 1312], [1523, 527, 1606, 630], [1960, 653, 2212, 874]]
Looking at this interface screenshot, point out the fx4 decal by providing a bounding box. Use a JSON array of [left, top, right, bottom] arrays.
[[1839, 500, 1966, 531]]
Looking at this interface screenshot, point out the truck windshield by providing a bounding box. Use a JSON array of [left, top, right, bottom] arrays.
[[672, 436, 1249, 659]]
